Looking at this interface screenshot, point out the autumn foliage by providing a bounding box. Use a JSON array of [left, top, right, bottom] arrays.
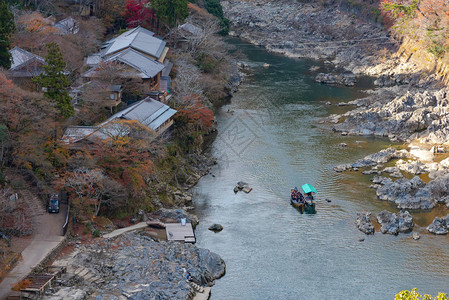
[[16, 12, 57, 34], [176, 95, 214, 129], [93, 120, 157, 199], [0, 72, 55, 174], [380, 0, 449, 59], [124, 0, 156, 29]]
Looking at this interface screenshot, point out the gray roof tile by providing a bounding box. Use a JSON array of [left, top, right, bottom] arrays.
[[103, 26, 166, 59]]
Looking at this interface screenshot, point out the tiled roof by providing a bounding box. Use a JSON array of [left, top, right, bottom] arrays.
[[102, 26, 166, 59], [107, 97, 176, 130], [9, 47, 45, 71], [63, 97, 177, 144], [105, 48, 165, 79], [54, 17, 79, 35]]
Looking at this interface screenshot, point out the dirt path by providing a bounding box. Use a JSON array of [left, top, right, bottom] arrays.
[[0, 190, 66, 299]]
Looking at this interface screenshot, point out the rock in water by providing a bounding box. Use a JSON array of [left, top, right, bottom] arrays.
[[427, 214, 449, 235], [242, 186, 253, 193], [197, 249, 226, 285], [397, 211, 414, 233], [237, 181, 248, 188], [208, 224, 223, 232], [375, 176, 434, 210], [377, 211, 399, 235], [234, 181, 252, 193], [263, 63, 270, 68], [376, 210, 414, 235], [356, 212, 375, 235], [315, 73, 339, 84], [412, 232, 420, 240]]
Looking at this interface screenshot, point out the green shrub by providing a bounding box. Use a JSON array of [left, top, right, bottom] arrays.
[[204, 0, 229, 35], [395, 289, 448, 300], [92, 229, 101, 238], [428, 41, 448, 59]]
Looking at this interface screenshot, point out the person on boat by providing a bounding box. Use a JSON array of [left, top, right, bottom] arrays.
[[298, 192, 305, 203], [291, 187, 299, 201]]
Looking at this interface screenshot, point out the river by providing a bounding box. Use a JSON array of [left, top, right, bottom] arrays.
[[193, 40, 449, 299]]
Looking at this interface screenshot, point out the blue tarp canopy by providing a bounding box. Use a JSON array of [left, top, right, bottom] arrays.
[[301, 184, 317, 194]]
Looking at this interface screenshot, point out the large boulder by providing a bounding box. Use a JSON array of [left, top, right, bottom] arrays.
[[376, 176, 434, 209], [208, 224, 224, 232], [196, 248, 226, 286], [427, 214, 449, 235], [334, 148, 408, 172], [355, 212, 375, 235], [315, 73, 339, 84], [234, 181, 252, 193], [154, 208, 199, 228], [376, 210, 414, 235], [315, 72, 356, 86]]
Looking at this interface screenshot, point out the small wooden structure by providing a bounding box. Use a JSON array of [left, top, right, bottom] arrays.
[[19, 266, 66, 296], [165, 223, 196, 243]]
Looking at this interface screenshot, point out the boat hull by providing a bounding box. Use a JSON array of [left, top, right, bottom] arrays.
[[304, 201, 316, 214], [290, 198, 304, 213]]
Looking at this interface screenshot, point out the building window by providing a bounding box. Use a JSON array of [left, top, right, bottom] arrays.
[[110, 93, 115, 100]]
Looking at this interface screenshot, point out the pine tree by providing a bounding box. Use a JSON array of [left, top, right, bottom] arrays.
[[34, 42, 74, 118], [150, 0, 188, 28], [0, 0, 15, 69]]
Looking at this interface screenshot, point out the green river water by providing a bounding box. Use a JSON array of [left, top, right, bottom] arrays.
[[192, 39, 449, 299]]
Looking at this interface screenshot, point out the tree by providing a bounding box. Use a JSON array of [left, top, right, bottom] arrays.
[[0, 124, 9, 168], [203, 0, 229, 34], [173, 58, 205, 104], [16, 11, 56, 33], [34, 42, 74, 118], [93, 120, 159, 200], [395, 288, 448, 300], [97, 0, 127, 31], [0, 0, 15, 69], [64, 168, 106, 216], [150, 0, 188, 28], [124, 0, 156, 29], [0, 71, 55, 176]]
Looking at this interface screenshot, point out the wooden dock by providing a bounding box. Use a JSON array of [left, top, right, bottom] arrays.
[[165, 223, 196, 243]]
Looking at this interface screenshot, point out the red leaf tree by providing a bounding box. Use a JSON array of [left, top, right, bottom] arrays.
[[124, 0, 156, 30]]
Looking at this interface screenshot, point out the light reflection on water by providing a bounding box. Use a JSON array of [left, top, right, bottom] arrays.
[[193, 39, 449, 299]]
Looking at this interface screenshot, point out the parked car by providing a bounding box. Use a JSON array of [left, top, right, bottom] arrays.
[[47, 194, 60, 213]]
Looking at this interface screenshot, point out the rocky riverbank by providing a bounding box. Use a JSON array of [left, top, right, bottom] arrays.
[[222, 0, 449, 144], [223, 0, 449, 238], [47, 232, 225, 300]]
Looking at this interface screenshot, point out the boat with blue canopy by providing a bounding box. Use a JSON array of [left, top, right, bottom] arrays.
[[290, 184, 317, 214]]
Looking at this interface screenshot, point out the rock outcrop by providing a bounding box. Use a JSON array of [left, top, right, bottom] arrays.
[[315, 72, 356, 86], [51, 233, 226, 299], [208, 224, 224, 232], [333, 89, 449, 144], [427, 215, 449, 235], [334, 147, 408, 172], [376, 176, 434, 210], [222, 0, 389, 72], [153, 208, 199, 228], [234, 181, 252, 193], [376, 210, 414, 235], [355, 212, 374, 235]]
